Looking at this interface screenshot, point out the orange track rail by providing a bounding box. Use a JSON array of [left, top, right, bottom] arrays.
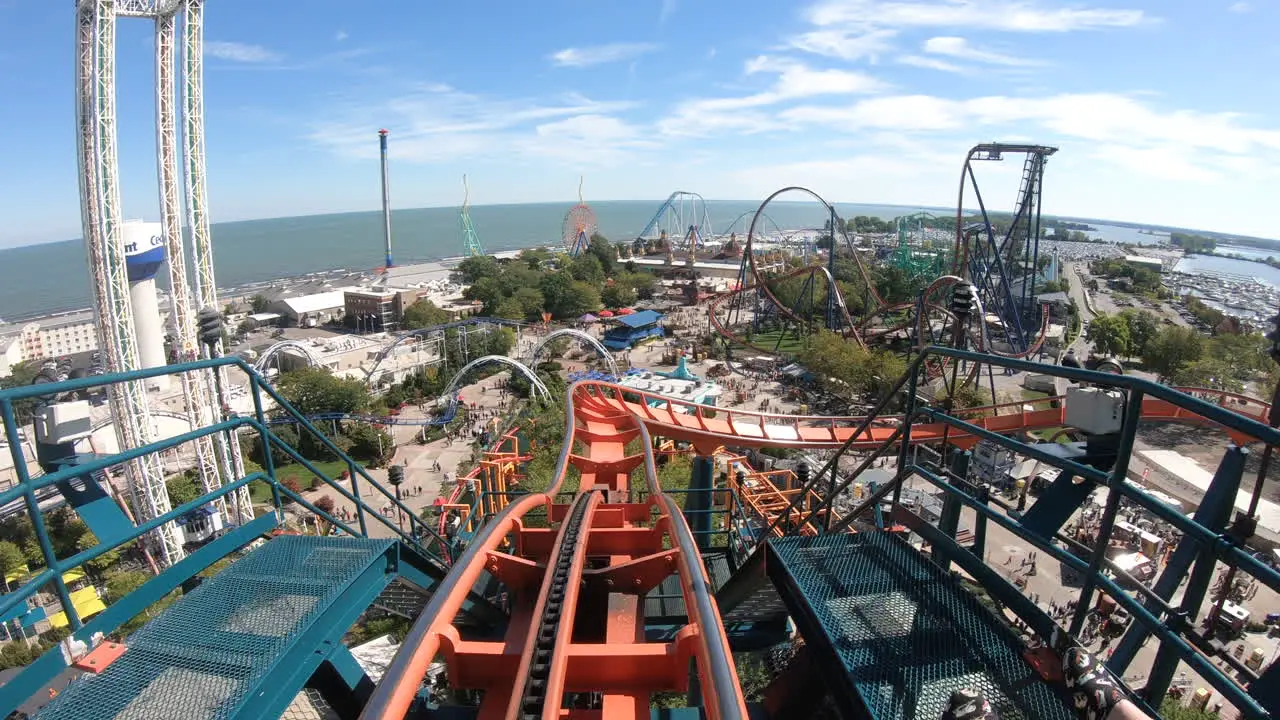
[[364, 382, 1270, 720], [363, 383, 749, 720]]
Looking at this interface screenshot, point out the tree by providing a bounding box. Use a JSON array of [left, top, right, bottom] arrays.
[[345, 423, 394, 465], [1172, 357, 1244, 393], [1120, 310, 1159, 357], [569, 253, 605, 285], [250, 294, 270, 313], [314, 496, 336, 516], [873, 265, 916, 304], [0, 541, 25, 578], [79, 531, 121, 576], [601, 282, 637, 309], [0, 361, 42, 424], [622, 272, 657, 300], [512, 287, 545, 319], [166, 474, 202, 508], [1143, 325, 1206, 380], [493, 298, 525, 321], [587, 233, 617, 275], [453, 255, 501, 284], [1087, 313, 1131, 358], [462, 276, 504, 314], [1159, 697, 1219, 720], [276, 368, 370, 416], [541, 273, 600, 318], [799, 331, 905, 399], [106, 569, 150, 603], [401, 300, 453, 329]]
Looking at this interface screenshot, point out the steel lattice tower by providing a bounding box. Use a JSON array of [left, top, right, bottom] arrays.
[[75, 0, 250, 567], [461, 175, 485, 257]]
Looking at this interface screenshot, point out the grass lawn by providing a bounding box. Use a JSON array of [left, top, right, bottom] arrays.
[[742, 329, 805, 354], [250, 459, 351, 504]]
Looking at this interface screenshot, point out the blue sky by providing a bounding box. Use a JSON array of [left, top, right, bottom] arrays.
[[2, 0, 1279, 247]]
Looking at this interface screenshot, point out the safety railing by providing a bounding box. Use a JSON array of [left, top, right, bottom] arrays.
[[769, 345, 1280, 719], [0, 356, 450, 637]]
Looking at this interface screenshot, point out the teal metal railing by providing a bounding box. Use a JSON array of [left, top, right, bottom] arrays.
[[767, 345, 1280, 719], [0, 357, 449, 638]]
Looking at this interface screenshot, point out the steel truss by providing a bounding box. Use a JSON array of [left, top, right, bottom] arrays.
[[954, 143, 1058, 354], [635, 190, 714, 252], [76, 0, 182, 564], [75, 0, 251, 568]]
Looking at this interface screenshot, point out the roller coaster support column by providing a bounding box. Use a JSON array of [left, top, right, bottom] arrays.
[[1070, 389, 1144, 639], [686, 456, 715, 551], [932, 449, 970, 572], [825, 206, 839, 332], [1105, 445, 1247, 700]]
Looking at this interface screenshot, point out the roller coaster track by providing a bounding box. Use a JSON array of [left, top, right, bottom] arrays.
[[362, 371, 1273, 719], [361, 379, 748, 720], [714, 185, 1049, 360], [14, 353, 1280, 719]]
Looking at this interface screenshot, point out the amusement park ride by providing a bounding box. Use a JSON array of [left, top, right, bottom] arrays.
[[8, 343, 1280, 719], [563, 178, 599, 257], [12, 4, 1280, 719]]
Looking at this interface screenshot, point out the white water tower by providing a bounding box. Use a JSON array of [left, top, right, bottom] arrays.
[[122, 221, 169, 390]]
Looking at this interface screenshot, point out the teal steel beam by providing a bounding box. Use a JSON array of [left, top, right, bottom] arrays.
[[0, 511, 279, 717], [0, 397, 79, 633], [230, 548, 397, 720], [308, 644, 376, 719], [910, 464, 1269, 720], [926, 346, 1280, 446], [1142, 446, 1247, 704], [1110, 447, 1250, 671], [53, 471, 134, 546], [921, 406, 1109, 484], [0, 470, 267, 622], [0, 416, 252, 508], [248, 373, 282, 514], [1070, 389, 1145, 637], [685, 457, 714, 551], [268, 434, 439, 561]]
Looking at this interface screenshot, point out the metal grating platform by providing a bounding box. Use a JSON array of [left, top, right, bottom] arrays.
[[768, 532, 1073, 720], [38, 536, 396, 720], [644, 552, 733, 619]]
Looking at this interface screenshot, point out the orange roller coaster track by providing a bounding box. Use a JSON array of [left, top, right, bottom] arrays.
[[362, 378, 1270, 720]]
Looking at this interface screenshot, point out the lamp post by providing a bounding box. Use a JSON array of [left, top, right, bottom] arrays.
[[388, 464, 405, 532]]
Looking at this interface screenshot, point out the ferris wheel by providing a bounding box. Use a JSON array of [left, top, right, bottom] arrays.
[[562, 177, 597, 256]]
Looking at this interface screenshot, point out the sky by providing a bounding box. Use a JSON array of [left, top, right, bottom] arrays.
[[2, 0, 1280, 247]]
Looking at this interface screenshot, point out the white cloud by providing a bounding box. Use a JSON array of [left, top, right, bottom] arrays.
[[309, 86, 645, 166], [660, 0, 679, 24], [335, 30, 349, 41], [923, 36, 1037, 66], [777, 92, 1280, 150], [786, 28, 897, 61], [205, 41, 280, 63], [661, 56, 886, 136], [1229, 2, 1251, 12], [898, 54, 965, 72], [786, 0, 1147, 61], [550, 42, 660, 68], [804, 0, 1146, 33]]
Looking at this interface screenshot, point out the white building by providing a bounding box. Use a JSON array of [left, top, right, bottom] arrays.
[[271, 290, 350, 328], [0, 336, 24, 378], [15, 311, 99, 362]]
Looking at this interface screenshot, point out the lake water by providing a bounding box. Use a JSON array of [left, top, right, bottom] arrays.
[[1173, 254, 1280, 286], [0, 199, 933, 321]]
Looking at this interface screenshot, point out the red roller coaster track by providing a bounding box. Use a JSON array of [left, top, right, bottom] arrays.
[[362, 380, 1269, 720]]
